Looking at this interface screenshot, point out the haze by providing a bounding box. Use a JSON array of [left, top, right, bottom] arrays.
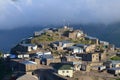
[[0, 0, 120, 29]]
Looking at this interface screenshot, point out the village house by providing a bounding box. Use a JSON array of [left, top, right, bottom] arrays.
[[21, 37, 33, 44], [76, 53, 100, 62], [34, 29, 45, 37], [20, 44, 38, 52], [51, 63, 74, 77], [85, 36, 99, 45], [64, 30, 84, 39], [107, 67, 120, 75], [66, 56, 82, 71], [99, 52, 107, 61], [50, 40, 74, 50], [75, 44, 97, 53], [103, 60, 120, 68], [66, 46, 84, 54], [11, 43, 38, 54], [58, 26, 73, 33], [40, 54, 54, 65], [85, 44, 96, 53], [17, 54, 29, 59], [59, 55, 82, 71], [109, 44, 115, 51], [18, 60, 37, 72], [103, 61, 120, 75], [30, 51, 52, 58], [100, 41, 109, 46], [10, 59, 38, 74], [3, 53, 30, 59], [75, 44, 88, 49]]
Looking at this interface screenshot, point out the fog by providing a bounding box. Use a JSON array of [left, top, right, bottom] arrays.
[[0, 0, 120, 29]]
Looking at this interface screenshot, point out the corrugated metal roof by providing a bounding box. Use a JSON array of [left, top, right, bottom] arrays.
[[20, 44, 36, 47], [108, 67, 120, 70], [108, 60, 120, 65], [20, 60, 37, 65]]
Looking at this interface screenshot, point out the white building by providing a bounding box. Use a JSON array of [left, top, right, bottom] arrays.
[[67, 46, 84, 53], [57, 64, 73, 77]]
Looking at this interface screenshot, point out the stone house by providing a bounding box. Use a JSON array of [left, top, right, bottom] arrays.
[[85, 45, 96, 53], [10, 59, 38, 73], [66, 46, 84, 54], [107, 67, 120, 75], [50, 41, 74, 50], [85, 36, 99, 45], [74, 44, 96, 53], [65, 30, 84, 39], [76, 53, 99, 62], [11, 43, 38, 54], [103, 60, 120, 68]]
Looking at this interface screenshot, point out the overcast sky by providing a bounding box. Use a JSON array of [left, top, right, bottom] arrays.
[[0, 0, 120, 29]]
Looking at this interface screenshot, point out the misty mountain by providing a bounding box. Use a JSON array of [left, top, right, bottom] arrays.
[[103, 22, 120, 47], [0, 23, 120, 52], [0, 26, 44, 52]]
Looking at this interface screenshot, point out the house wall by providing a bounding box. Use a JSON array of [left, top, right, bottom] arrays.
[[25, 64, 37, 71], [107, 69, 120, 75], [77, 54, 92, 61], [92, 53, 99, 62], [68, 32, 76, 39], [58, 70, 73, 77], [85, 45, 96, 53], [77, 53, 99, 62], [113, 63, 120, 68]]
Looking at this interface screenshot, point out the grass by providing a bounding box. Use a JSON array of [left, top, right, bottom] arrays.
[[110, 56, 120, 60]]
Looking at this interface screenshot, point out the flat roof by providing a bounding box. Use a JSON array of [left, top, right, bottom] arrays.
[[108, 67, 120, 70], [68, 46, 83, 49], [20, 44, 36, 47], [107, 60, 120, 65], [85, 36, 98, 40], [52, 63, 73, 70], [20, 60, 37, 65], [75, 44, 88, 48]]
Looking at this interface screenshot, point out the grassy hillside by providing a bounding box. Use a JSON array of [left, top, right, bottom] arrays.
[[1, 22, 120, 52]]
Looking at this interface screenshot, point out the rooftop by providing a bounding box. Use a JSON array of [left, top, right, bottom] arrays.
[[20, 60, 37, 65], [106, 60, 120, 65], [52, 63, 73, 70], [75, 44, 88, 48], [16, 74, 38, 80], [108, 67, 120, 70], [20, 44, 36, 47], [68, 46, 83, 49], [41, 54, 53, 59], [85, 36, 98, 40]]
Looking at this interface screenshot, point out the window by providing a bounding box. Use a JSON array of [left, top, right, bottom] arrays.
[[66, 71, 69, 73]]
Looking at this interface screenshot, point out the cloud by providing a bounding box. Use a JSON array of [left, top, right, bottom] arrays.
[[26, 0, 32, 6], [0, 0, 120, 29], [9, 0, 24, 14]]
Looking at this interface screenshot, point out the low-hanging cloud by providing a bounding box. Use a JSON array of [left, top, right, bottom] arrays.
[[0, 0, 120, 29]]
